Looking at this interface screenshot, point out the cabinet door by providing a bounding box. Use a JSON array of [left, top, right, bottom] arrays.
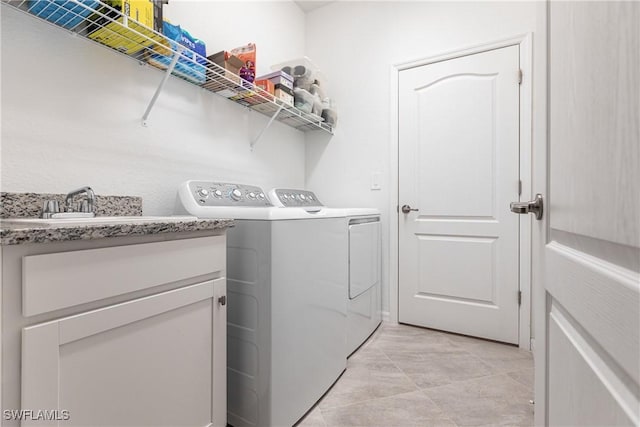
[[21, 279, 226, 427]]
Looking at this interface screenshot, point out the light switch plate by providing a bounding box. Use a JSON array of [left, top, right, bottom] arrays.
[[371, 172, 381, 190]]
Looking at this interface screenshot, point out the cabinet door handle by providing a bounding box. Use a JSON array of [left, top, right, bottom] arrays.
[[218, 295, 227, 306]]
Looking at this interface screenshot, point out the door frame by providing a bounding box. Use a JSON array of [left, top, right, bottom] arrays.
[[389, 33, 534, 349]]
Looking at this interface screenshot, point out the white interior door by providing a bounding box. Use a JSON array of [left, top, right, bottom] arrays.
[[535, 2, 640, 425], [398, 45, 521, 344]]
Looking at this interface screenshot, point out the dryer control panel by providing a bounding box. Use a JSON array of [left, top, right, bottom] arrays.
[[269, 189, 323, 208], [188, 181, 272, 207]]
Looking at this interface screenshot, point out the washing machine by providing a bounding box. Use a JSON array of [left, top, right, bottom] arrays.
[[269, 189, 382, 356], [176, 181, 347, 427]]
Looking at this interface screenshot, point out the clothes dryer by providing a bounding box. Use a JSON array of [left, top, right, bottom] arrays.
[[268, 189, 382, 356]]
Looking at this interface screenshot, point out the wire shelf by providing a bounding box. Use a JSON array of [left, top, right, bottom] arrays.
[[2, 0, 334, 134]]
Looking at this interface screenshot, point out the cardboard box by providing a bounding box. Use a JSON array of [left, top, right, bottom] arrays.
[[274, 87, 294, 105], [252, 79, 275, 104], [87, 0, 167, 55], [257, 70, 294, 91], [204, 51, 244, 88], [274, 83, 293, 97], [255, 79, 275, 95]]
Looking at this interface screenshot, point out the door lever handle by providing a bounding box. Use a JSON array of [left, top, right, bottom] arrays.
[[510, 194, 543, 220], [401, 205, 418, 214]]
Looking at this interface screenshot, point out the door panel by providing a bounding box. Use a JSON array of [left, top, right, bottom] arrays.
[[416, 74, 497, 218], [416, 235, 496, 303], [548, 299, 636, 426], [539, 1, 640, 425], [399, 45, 521, 344]]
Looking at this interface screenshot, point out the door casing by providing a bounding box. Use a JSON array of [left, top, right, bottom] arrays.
[[389, 33, 534, 349]]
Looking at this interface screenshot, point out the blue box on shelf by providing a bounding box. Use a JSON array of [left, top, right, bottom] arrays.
[[146, 21, 207, 85], [28, 0, 101, 30]]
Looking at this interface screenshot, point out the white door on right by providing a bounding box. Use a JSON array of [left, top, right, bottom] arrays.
[[398, 45, 521, 344], [536, 2, 640, 425]]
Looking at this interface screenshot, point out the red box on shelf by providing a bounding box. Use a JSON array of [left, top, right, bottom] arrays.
[[255, 79, 275, 95]]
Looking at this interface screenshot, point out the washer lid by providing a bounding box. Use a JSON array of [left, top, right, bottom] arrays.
[[342, 208, 380, 217], [180, 205, 346, 220]]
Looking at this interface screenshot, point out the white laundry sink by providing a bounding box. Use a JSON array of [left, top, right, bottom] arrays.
[[2, 216, 197, 228]]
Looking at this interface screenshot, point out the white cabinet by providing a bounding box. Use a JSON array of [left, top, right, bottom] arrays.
[[22, 279, 226, 427], [1, 233, 228, 427]]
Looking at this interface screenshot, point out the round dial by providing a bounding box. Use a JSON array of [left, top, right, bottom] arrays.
[[258, 193, 265, 200], [248, 192, 256, 199], [230, 189, 243, 201], [300, 194, 307, 201], [213, 189, 223, 198], [197, 188, 209, 198]]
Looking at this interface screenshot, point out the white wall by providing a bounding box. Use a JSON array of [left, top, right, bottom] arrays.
[[1, 1, 307, 214], [304, 1, 539, 315]]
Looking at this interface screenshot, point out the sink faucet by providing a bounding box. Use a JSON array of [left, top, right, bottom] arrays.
[[65, 186, 95, 213]]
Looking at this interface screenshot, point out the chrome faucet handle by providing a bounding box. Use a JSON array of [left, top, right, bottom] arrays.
[[41, 200, 60, 219], [78, 200, 90, 213]]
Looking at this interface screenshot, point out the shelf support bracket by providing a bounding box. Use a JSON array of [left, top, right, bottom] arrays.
[[142, 45, 185, 127], [250, 104, 285, 151]]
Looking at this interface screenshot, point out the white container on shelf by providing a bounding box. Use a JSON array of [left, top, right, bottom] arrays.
[[271, 56, 328, 91]]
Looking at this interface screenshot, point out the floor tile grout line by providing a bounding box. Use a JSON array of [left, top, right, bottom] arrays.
[[319, 387, 461, 421], [380, 335, 506, 392], [317, 345, 418, 411], [375, 343, 422, 392], [420, 393, 461, 427], [505, 368, 535, 390], [375, 339, 464, 427], [443, 336, 534, 378]]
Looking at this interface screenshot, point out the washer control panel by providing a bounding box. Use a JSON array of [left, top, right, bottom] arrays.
[[271, 189, 323, 208], [188, 181, 272, 207]]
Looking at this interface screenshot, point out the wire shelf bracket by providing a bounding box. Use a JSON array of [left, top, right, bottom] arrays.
[[250, 103, 285, 151], [142, 45, 185, 127]]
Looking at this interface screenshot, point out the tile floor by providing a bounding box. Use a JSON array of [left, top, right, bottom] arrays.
[[297, 323, 534, 427]]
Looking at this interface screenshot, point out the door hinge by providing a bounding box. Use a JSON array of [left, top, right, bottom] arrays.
[[518, 180, 522, 196], [518, 290, 522, 305], [518, 69, 523, 85]]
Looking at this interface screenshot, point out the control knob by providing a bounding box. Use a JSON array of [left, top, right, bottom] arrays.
[[248, 192, 256, 199], [258, 193, 265, 200], [197, 188, 209, 198], [230, 189, 243, 201], [213, 189, 223, 198]]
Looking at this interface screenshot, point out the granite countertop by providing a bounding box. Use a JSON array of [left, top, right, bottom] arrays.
[[0, 192, 234, 246], [0, 218, 234, 246]]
